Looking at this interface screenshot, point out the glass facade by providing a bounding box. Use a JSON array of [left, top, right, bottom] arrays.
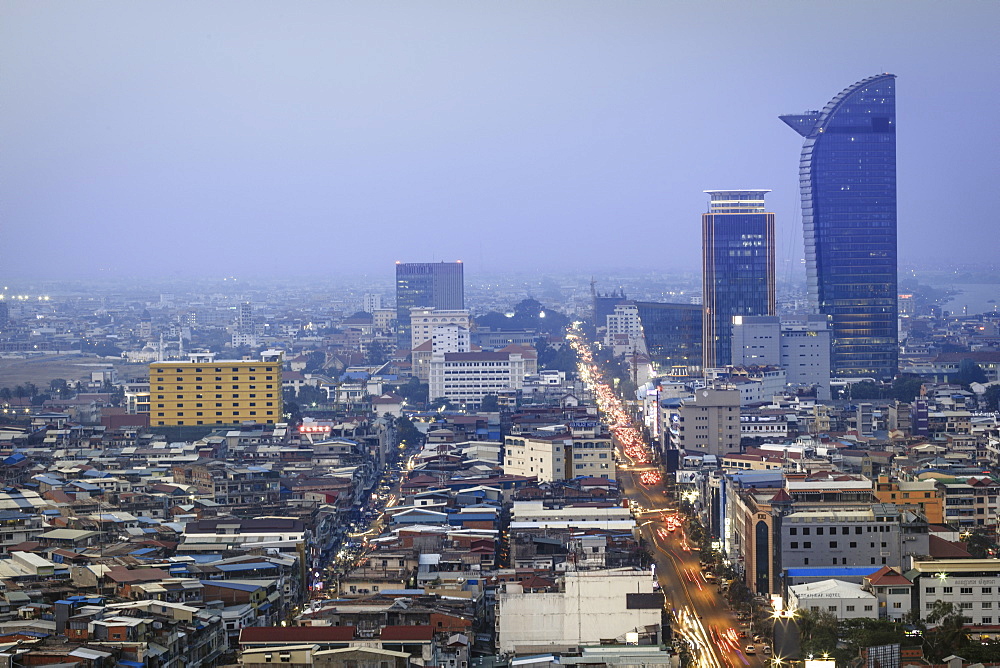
[[634, 301, 703, 372], [701, 190, 776, 368], [781, 74, 897, 379], [395, 261, 465, 348]]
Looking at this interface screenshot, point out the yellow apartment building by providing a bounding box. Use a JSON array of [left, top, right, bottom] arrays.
[[149, 350, 283, 428]]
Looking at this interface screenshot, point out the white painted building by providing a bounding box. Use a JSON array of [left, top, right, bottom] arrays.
[[787, 579, 878, 619], [363, 293, 382, 313], [409, 308, 471, 349], [910, 559, 1000, 627], [496, 569, 662, 654], [509, 501, 632, 530], [432, 324, 470, 354], [705, 367, 787, 406], [428, 350, 527, 407], [605, 303, 643, 346], [503, 434, 615, 482]]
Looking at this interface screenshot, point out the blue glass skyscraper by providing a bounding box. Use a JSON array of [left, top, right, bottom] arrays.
[[701, 190, 776, 369], [781, 74, 897, 379]]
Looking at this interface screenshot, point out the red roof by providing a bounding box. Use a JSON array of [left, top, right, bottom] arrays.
[[518, 574, 555, 590], [865, 566, 912, 587], [379, 625, 433, 641], [770, 489, 792, 503], [240, 626, 357, 643], [928, 535, 972, 559]]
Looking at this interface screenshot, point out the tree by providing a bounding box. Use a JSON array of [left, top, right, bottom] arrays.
[[923, 600, 968, 662], [396, 377, 428, 406], [284, 400, 302, 425], [0, 387, 10, 402], [297, 384, 327, 407], [955, 359, 988, 386], [303, 350, 326, 373], [365, 340, 387, 366], [537, 339, 578, 375], [982, 383, 1000, 411], [428, 397, 454, 411], [394, 415, 422, 450], [891, 375, 925, 402], [849, 380, 884, 400], [795, 609, 839, 657], [480, 394, 500, 412], [81, 339, 124, 357], [838, 618, 910, 661], [966, 527, 998, 558], [49, 378, 73, 399], [475, 299, 570, 335]]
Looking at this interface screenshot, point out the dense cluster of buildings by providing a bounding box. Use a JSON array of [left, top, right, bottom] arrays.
[[0, 352, 679, 668], [2, 71, 1000, 668]]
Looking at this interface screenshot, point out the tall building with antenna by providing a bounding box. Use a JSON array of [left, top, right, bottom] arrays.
[[701, 190, 776, 369], [781, 74, 897, 379]]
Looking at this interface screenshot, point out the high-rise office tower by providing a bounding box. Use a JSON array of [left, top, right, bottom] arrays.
[[395, 261, 464, 349], [781, 74, 897, 379], [701, 190, 776, 369]]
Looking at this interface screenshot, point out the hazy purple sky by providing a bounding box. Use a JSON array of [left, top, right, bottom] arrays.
[[2, 1, 998, 279]]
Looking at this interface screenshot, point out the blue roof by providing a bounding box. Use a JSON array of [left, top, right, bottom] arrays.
[[448, 513, 495, 523], [199, 580, 262, 592], [184, 554, 224, 563], [786, 567, 881, 578], [34, 476, 63, 486]]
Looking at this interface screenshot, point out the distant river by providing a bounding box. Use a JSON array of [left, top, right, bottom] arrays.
[[942, 284, 1000, 316]]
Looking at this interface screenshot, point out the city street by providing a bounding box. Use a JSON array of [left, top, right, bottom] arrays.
[[619, 463, 768, 668], [571, 329, 768, 668]]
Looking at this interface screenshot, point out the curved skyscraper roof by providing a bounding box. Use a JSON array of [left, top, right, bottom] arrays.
[[781, 74, 897, 379]]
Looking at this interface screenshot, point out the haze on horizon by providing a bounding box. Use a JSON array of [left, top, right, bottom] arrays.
[[2, 1, 998, 280]]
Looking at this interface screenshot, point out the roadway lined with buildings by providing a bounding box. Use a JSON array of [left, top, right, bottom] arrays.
[[570, 328, 764, 668]]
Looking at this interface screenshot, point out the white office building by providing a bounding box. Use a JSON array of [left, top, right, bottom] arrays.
[[409, 308, 471, 349], [428, 350, 527, 407], [731, 315, 831, 399]]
